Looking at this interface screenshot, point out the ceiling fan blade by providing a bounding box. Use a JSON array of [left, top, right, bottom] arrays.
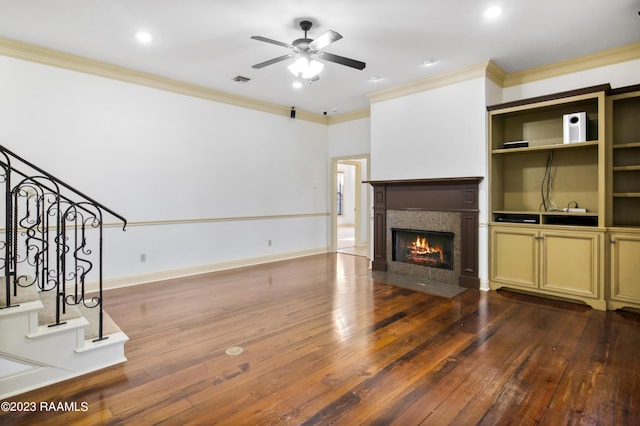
[[308, 30, 343, 50], [252, 54, 295, 69], [318, 52, 366, 70], [250, 36, 292, 49]]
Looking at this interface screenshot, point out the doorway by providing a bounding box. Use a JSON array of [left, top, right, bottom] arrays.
[[331, 156, 370, 258]]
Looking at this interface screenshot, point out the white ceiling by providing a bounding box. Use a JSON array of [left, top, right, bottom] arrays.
[[0, 0, 638, 115]]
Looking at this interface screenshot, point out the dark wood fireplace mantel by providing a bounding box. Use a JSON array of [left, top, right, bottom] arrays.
[[364, 177, 483, 288]]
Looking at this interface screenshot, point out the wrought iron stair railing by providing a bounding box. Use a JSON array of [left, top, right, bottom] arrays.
[[0, 145, 127, 341]]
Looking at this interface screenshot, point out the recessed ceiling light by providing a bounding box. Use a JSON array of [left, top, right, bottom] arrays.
[[484, 6, 503, 19], [135, 32, 153, 43], [368, 76, 383, 83], [292, 81, 303, 89], [421, 59, 437, 67]]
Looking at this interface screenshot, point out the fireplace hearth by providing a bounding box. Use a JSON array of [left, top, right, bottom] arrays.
[[392, 228, 454, 270]]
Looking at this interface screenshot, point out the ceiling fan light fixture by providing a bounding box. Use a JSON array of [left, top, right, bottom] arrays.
[[288, 57, 324, 79], [305, 60, 324, 78]]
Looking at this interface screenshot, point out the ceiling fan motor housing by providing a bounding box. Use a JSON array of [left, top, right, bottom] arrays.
[[293, 38, 313, 51], [299, 20, 313, 32], [294, 20, 314, 50]]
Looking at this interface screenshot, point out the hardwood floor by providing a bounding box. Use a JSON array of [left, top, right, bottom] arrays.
[[2, 253, 639, 425]]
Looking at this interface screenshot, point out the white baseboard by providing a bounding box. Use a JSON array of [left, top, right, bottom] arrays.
[[90, 247, 330, 293], [479, 278, 490, 291]]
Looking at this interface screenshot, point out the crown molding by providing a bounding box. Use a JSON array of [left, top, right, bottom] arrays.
[[3, 35, 639, 124], [367, 61, 494, 104], [365, 41, 640, 103], [503, 41, 640, 87], [327, 107, 370, 124], [0, 36, 329, 124], [485, 60, 508, 87]]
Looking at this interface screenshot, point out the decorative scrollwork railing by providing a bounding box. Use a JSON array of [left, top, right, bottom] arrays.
[[1, 145, 126, 341]]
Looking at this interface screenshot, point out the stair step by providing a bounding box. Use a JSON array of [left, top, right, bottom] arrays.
[[77, 305, 121, 340], [37, 289, 82, 326], [76, 331, 129, 353], [0, 330, 128, 399], [1, 278, 128, 398], [0, 300, 44, 318], [0, 300, 43, 335], [0, 276, 39, 308], [27, 316, 89, 340]]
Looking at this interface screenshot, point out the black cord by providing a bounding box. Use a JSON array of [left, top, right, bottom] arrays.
[[541, 152, 553, 211]]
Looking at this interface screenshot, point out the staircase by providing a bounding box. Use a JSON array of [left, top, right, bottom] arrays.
[[0, 145, 128, 399]]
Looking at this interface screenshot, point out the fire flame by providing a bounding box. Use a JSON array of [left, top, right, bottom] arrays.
[[412, 236, 443, 261]]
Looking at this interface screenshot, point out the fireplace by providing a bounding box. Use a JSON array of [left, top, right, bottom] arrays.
[[365, 177, 482, 288], [392, 228, 454, 270]]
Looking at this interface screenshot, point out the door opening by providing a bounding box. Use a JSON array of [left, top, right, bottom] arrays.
[[332, 156, 369, 258]]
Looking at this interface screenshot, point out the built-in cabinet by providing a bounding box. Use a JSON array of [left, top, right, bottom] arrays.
[[609, 85, 640, 227], [488, 84, 640, 311], [606, 85, 640, 310], [491, 226, 605, 310], [607, 231, 640, 310]]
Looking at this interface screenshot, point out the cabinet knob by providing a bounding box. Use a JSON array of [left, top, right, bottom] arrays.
[[534, 235, 545, 240], [610, 239, 616, 244]]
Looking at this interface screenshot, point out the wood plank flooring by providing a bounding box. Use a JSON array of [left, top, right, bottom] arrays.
[[2, 253, 639, 425]]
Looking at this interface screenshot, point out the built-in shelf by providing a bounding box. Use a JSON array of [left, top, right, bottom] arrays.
[[613, 193, 640, 198], [613, 141, 640, 149], [610, 88, 640, 230], [488, 85, 609, 310], [613, 165, 640, 172], [492, 210, 600, 227], [493, 210, 598, 216], [492, 140, 599, 155]]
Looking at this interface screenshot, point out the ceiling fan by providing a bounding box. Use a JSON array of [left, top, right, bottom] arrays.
[[251, 20, 366, 80]]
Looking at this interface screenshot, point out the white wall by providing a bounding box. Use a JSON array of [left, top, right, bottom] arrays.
[[0, 56, 329, 283], [370, 77, 487, 181], [328, 117, 370, 158]]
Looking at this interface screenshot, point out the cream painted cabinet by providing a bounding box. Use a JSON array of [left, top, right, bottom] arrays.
[[488, 85, 609, 311], [490, 225, 606, 310], [488, 84, 640, 311], [490, 226, 538, 289], [539, 229, 603, 302], [604, 86, 640, 311], [607, 231, 640, 310]]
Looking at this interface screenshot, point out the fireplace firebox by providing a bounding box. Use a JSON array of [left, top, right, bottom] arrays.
[[392, 228, 454, 270]]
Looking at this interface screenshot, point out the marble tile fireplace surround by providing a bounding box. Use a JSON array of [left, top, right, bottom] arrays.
[[365, 177, 483, 288]]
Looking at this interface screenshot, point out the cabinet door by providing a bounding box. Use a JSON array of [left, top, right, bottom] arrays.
[[490, 226, 538, 289], [540, 230, 602, 298], [610, 233, 640, 304]]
